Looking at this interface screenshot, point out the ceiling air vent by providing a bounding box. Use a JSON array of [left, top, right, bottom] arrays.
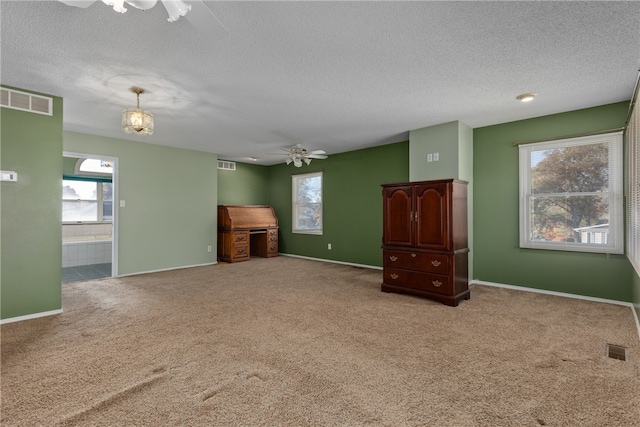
[[217, 161, 236, 171], [0, 88, 53, 116]]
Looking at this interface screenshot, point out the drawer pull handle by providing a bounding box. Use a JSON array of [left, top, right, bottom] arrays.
[[431, 260, 441, 267], [390, 273, 399, 279], [389, 256, 398, 261], [237, 235, 246, 241], [411, 253, 417, 258], [432, 280, 442, 287]]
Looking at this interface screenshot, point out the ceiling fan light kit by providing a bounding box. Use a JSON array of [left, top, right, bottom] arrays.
[[163, 0, 191, 22], [284, 144, 328, 167], [63, 0, 192, 22], [122, 87, 154, 135], [101, 0, 128, 13]]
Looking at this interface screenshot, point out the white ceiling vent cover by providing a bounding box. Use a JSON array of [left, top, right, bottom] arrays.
[[0, 88, 53, 116], [217, 161, 236, 171]]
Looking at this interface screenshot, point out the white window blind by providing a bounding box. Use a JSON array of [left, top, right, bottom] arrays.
[[292, 171, 323, 235], [519, 132, 624, 254], [628, 97, 640, 274]]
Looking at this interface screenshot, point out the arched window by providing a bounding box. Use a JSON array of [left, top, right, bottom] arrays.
[[75, 158, 113, 175]]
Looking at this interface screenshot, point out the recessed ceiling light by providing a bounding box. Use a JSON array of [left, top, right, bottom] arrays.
[[250, 157, 259, 161], [516, 92, 538, 102]]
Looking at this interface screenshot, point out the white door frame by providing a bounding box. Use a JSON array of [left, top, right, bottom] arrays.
[[63, 151, 119, 277]]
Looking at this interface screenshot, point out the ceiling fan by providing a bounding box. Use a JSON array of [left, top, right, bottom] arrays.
[[283, 144, 328, 167], [57, 0, 227, 40]]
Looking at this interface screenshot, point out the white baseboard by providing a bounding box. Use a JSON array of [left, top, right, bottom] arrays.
[[472, 279, 640, 341], [1, 309, 63, 325], [116, 261, 218, 278], [279, 253, 382, 271]]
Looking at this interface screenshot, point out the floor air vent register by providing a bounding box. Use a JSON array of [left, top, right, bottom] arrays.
[[606, 344, 628, 361]]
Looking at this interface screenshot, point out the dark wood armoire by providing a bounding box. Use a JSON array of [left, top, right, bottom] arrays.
[[381, 179, 469, 306]]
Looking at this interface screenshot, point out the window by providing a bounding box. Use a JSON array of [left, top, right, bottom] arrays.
[[76, 158, 114, 175], [292, 171, 323, 234], [628, 96, 640, 274], [62, 179, 113, 223], [519, 132, 623, 254]]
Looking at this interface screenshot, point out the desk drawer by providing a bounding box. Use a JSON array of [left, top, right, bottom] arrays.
[[232, 244, 249, 259], [233, 232, 249, 244]]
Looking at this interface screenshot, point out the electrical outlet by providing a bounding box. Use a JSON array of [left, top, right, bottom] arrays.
[[427, 153, 433, 162], [328, 243, 332, 250], [207, 245, 212, 252]]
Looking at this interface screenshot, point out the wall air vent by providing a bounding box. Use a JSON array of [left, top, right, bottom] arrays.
[[217, 161, 236, 171], [0, 88, 53, 116]]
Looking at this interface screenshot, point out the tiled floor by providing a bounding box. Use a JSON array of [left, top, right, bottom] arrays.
[[62, 263, 112, 283]]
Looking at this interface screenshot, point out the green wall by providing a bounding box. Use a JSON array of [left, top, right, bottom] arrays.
[[473, 102, 634, 302], [217, 161, 269, 205], [62, 156, 78, 174], [1, 88, 63, 320], [267, 141, 408, 267], [409, 121, 461, 181], [64, 132, 218, 276]]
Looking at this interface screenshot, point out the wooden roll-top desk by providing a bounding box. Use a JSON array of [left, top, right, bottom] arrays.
[[217, 205, 279, 263]]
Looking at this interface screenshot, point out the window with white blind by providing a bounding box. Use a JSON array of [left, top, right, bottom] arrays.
[[519, 132, 624, 254], [628, 99, 640, 274], [292, 171, 323, 234]]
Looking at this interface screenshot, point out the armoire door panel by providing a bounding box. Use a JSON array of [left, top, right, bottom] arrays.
[[382, 186, 413, 247], [414, 183, 449, 249]]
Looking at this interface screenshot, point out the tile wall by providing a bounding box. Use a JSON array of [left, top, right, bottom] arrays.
[[62, 241, 112, 267], [62, 223, 112, 267]]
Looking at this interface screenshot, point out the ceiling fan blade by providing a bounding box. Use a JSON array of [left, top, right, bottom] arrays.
[[58, 0, 97, 8], [184, 0, 228, 41], [307, 154, 328, 159], [309, 150, 326, 155]]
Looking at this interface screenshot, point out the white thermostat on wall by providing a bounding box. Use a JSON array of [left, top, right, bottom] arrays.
[[0, 170, 18, 182]]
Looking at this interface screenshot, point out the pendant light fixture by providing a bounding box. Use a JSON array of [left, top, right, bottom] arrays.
[[122, 87, 153, 135]]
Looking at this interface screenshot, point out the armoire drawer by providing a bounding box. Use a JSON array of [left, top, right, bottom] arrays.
[[383, 250, 449, 274], [383, 268, 451, 295]]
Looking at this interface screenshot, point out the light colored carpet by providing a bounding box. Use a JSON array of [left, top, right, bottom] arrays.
[[1, 256, 639, 426]]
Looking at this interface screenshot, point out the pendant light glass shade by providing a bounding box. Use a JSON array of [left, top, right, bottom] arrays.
[[122, 87, 153, 135]]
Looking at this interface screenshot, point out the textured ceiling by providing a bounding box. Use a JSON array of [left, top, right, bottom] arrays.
[[1, 1, 639, 165]]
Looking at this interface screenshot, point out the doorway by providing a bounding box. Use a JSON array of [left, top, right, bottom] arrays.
[[62, 152, 118, 282]]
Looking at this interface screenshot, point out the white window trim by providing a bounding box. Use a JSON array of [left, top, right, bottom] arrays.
[[519, 131, 624, 254], [292, 171, 323, 235], [627, 97, 640, 275]]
